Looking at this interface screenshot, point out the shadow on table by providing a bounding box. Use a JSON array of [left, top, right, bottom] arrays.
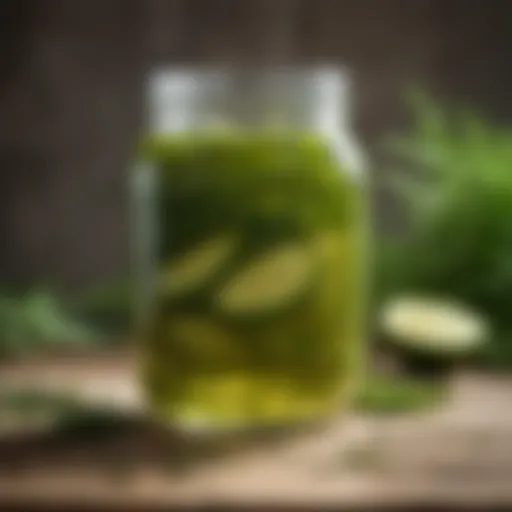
[[0, 389, 334, 477], [2, 390, 512, 512]]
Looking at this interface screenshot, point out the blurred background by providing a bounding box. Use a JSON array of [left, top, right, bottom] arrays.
[[1, 0, 512, 506], [1, 0, 512, 365], [1, 0, 510, 288]]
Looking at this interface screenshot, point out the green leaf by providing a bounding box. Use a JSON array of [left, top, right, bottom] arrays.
[[380, 90, 512, 370], [357, 376, 445, 414]]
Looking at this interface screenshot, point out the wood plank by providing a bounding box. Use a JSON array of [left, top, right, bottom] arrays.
[[1, 352, 512, 509]]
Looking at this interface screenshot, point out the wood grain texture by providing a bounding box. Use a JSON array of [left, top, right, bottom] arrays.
[[1, 352, 512, 509]]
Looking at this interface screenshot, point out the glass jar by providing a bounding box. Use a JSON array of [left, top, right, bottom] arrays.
[[133, 67, 369, 433]]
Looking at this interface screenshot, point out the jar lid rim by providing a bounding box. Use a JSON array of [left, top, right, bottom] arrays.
[[148, 65, 351, 86]]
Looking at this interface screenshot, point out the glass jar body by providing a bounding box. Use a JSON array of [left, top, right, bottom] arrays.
[[134, 68, 369, 433]]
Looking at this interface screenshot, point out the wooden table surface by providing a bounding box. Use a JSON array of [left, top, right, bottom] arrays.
[[1, 351, 512, 510]]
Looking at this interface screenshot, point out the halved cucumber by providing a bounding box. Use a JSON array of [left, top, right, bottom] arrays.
[[380, 296, 489, 356], [159, 234, 238, 298], [216, 242, 314, 316]]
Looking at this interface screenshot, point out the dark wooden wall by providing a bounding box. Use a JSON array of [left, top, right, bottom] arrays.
[[0, 0, 511, 291]]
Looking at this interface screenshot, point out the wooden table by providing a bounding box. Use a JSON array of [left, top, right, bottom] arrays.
[[1, 351, 512, 510]]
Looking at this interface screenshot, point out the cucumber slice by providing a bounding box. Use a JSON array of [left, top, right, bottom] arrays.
[[168, 316, 240, 365], [216, 242, 314, 316], [381, 296, 489, 355], [159, 234, 237, 297], [312, 231, 348, 263], [310, 231, 352, 317]]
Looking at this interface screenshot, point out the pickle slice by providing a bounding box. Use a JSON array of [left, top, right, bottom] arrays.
[[216, 243, 313, 316], [159, 234, 237, 297], [168, 316, 241, 365]]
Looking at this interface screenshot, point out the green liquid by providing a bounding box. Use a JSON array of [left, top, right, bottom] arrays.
[[139, 131, 367, 431]]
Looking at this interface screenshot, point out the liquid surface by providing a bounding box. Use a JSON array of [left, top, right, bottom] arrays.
[[138, 131, 367, 431]]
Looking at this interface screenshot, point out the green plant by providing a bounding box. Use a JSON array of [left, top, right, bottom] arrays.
[[0, 289, 99, 357], [72, 277, 133, 337], [380, 90, 512, 369], [356, 376, 445, 414]]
